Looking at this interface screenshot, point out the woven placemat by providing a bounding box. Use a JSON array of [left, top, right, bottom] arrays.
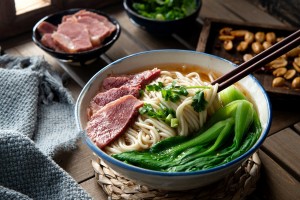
[[91, 152, 261, 200]]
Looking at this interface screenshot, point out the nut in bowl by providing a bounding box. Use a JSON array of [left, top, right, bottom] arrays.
[[75, 50, 272, 191], [32, 8, 121, 64], [123, 0, 202, 35]]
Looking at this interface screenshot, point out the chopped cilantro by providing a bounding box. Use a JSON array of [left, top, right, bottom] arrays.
[[192, 90, 208, 112], [145, 82, 210, 112], [139, 103, 178, 127]]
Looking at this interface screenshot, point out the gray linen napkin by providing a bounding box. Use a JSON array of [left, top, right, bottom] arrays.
[[0, 55, 91, 199]]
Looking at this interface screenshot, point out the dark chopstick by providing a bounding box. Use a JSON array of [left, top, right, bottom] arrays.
[[212, 29, 300, 92]]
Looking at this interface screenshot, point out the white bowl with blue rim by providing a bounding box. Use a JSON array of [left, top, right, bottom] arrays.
[[75, 50, 272, 191]]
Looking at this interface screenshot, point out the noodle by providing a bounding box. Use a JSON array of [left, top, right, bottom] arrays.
[[104, 70, 220, 155]]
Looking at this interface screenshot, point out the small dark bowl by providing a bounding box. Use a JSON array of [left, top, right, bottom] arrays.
[[123, 0, 202, 36], [32, 8, 121, 64]]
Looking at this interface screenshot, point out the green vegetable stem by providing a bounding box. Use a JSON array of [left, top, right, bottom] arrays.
[[113, 86, 261, 172]]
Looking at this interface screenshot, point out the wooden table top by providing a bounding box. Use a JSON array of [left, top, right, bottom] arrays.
[[2, 0, 300, 199]]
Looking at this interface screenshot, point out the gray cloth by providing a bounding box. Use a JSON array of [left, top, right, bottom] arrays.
[[0, 55, 91, 199]]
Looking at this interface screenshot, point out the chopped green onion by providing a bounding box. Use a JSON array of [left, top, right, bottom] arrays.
[[171, 118, 179, 128], [165, 114, 173, 124], [139, 103, 178, 127]]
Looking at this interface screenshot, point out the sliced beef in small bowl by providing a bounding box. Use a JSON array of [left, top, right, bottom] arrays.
[[32, 8, 121, 63]]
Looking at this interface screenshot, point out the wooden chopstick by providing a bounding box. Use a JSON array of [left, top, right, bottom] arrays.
[[212, 29, 300, 92]]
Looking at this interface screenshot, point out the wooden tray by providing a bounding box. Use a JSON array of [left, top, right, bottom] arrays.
[[197, 18, 300, 98]]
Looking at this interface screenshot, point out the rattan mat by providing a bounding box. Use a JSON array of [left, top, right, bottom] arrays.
[[92, 152, 261, 200]]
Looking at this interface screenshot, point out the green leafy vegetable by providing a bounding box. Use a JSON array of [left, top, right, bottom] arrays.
[[139, 103, 178, 127], [146, 81, 210, 107], [132, 0, 198, 21], [113, 86, 262, 172], [147, 81, 188, 102], [191, 90, 207, 112], [219, 85, 246, 106], [145, 82, 163, 91]]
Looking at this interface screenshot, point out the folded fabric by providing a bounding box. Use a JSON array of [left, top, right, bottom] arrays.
[[0, 55, 91, 199]]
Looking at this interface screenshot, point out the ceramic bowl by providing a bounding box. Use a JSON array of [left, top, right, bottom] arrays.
[[32, 8, 121, 64], [75, 50, 272, 191], [123, 0, 202, 35]]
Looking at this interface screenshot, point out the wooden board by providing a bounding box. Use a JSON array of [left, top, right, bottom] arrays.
[[54, 140, 95, 183], [269, 109, 300, 136], [262, 128, 300, 179], [255, 150, 300, 200], [196, 18, 300, 98], [80, 177, 107, 200]]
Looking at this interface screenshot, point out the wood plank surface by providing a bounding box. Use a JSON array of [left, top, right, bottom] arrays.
[[200, 0, 243, 22], [262, 128, 300, 180], [221, 0, 287, 26], [57, 58, 110, 87], [105, 29, 146, 60], [54, 140, 95, 183], [268, 106, 300, 135], [80, 177, 107, 200], [257, 150, 300, 200]]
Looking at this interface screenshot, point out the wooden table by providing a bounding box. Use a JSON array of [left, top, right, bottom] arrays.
[[2, 0, 300, 199]]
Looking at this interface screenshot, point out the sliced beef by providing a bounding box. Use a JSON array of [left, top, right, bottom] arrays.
[[74, 10, 116, 35], [101, 68, 161, 91], [51, 32, 75, 53], [86, 95, 143, 149], [101, 76, 133, 91], [62, 15, 75, 22], [37, 21, 57, 35], [127, 68, 161, 88], [41, 33, 61, 51], [77, 16, 110, 46], [53, 21, 93, 53], [88, 85, 140, 119], [37, 9, 116, 53]]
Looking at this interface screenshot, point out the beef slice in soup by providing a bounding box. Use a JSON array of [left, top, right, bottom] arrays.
[[101, 76, 133, 91], [87, 85, 140, 119], [101, 68, 161, 91], [86, 95, 143, 149], [127, 68, 161, 88]]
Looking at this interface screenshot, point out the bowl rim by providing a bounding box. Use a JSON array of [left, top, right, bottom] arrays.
[[32, 8, 121, 57], [75, 49, 272, 177], [123, 0, 202, 23]]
